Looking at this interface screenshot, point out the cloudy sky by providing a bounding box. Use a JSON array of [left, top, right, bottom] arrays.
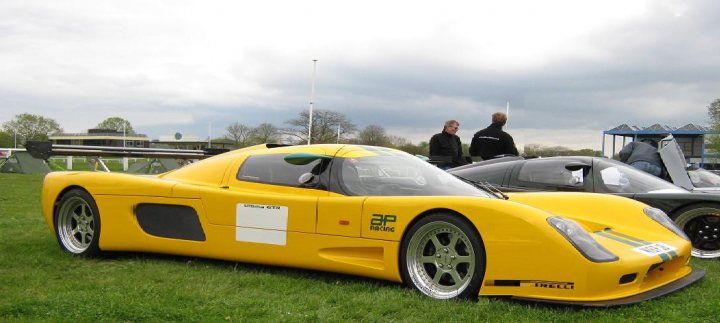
[[1, 0, 718, 153]]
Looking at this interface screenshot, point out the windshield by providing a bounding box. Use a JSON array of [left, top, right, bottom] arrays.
[[688, 168, 720, 188], [595, 159, 686, 193], [337, 154, 494, 197]]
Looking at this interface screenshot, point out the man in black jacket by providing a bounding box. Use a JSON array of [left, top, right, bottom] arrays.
[[429, 120, 469, 169], [618, 139, 663, 177], [469, 112, 518, 160]]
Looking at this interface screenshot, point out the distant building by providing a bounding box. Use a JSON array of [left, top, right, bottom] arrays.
[[153, 134, 207, 150], [603, 123, 717, 167], [152, 133, 234, 150], [50, 129, 150, 148]]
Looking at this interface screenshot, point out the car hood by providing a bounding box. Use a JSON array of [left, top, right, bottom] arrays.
[[659, 135, 694, 191], [691, 187, 720, 194]]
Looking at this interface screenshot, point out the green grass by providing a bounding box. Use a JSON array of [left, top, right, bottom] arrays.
[[0, 173, 718, 322]]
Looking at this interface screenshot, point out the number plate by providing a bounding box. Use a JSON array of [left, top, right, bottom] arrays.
[[632, 243, 676, 256]]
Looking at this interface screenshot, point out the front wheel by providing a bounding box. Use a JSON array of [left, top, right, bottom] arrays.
[[400, 213, 485, 300], [54, 189, 102, 256], [673, 204, 720, 259]]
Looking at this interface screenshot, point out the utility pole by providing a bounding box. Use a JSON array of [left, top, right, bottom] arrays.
[[308, 59, 318, 145]]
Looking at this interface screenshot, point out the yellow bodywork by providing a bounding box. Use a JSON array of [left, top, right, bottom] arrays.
[[40, 144, 698, 304]]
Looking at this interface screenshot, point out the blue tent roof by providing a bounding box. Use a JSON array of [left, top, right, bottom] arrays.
[[604, 123, 712, 136]]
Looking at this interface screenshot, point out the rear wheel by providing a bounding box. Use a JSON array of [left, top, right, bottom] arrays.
[[673, 204, 720, 259], [54, 189, 102, 256], [400, 213, 485, 300]]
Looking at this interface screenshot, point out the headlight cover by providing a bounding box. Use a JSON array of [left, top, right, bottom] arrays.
[[548, 217, 618, 262], [644, 207, 689, 241]]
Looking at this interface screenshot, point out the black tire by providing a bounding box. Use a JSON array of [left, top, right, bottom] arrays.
[[54, 189, 102, 256], [673, 204, 720, 259], [400, 213, 485, 300]]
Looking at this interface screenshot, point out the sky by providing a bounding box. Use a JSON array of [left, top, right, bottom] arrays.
[[1, 0, 719, 153]]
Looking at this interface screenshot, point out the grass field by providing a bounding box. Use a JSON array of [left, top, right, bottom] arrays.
[[1, 173, 718, 322]]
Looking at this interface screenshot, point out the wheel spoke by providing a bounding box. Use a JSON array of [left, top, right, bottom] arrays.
[[430, 235, 444, 250], [449, 270, 464, 286], [79, 204, 88, 218], [432, 270, 444, 285], [696, 216, 711, 227], [691, 231, 705, 245], [72, 212, 81, 223], [421, 256, 437, 264], [448, 233, 460, 250], [456, 255, 472, 264]]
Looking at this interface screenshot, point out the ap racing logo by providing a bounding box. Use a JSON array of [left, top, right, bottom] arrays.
[[370, 214, 396, 232]]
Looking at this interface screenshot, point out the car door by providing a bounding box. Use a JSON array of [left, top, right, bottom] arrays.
[[201, 152, 328, 246], [314, 146, 373, 238]]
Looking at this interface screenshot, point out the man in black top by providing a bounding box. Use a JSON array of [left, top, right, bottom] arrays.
[[429, 120, 469, 169], [469, 112, 518, 160]]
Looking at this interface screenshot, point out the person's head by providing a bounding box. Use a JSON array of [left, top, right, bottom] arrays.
[[443, 120, 460, 135], [491, 112, 508, 126], [640, 138, 658, 149]]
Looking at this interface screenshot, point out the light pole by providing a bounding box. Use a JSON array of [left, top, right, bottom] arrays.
[[308, 59, 318, 145]]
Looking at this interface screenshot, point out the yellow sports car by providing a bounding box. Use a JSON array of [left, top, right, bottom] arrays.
[[40, 144, 703, 306]]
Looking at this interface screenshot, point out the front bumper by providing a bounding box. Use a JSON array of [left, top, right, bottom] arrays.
[[511, 268, 705, 307]]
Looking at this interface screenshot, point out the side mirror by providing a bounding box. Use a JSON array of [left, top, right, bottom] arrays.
[[565, 161, 591, 177], [298, 172, 315, 184], [284, 152, 331, 165]]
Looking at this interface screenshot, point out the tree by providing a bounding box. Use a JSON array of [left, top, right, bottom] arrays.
[[356, 125, 390, 146], [224, 122, 254, 148], [250, 123, 281, 144], [285, 109, 357, 144], [707, 98, 720, 152], [395, 141, 429, 156], [387, 135, 410, 147], [523, 143, 601, 157], [96, 117, 134, 134], [2, 113, 62, 144], [0, 130, 12, 148]]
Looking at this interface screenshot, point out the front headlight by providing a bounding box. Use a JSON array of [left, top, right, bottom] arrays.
[[644, 207, 689, 241], [548, 217, 618, 262]]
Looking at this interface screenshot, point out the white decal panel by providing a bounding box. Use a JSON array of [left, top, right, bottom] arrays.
[[632, 243, 676, 256], [236, 203, 288, 246]]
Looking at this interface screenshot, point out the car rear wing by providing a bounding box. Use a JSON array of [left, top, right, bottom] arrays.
[[24, 141, 230, 172]]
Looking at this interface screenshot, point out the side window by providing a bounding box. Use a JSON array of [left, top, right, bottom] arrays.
[[237, 154, 324, 187], [449, 163, 511, 187], [517, 160, 584, 187]]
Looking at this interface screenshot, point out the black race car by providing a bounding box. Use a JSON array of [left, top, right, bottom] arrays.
[[450, 156, 720, 259]]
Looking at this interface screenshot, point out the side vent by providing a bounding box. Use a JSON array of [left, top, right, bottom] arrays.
[[136, 204, 206, 241], [619, 273, 637, 285]]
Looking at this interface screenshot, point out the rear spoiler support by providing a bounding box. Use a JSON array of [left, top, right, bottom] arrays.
[[24, 141, 230, 172]]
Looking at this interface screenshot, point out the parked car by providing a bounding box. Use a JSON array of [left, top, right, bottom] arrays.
[[40, 144, 701, 306], [451, 156, 720, 259], [687, 165, 720, 193]]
